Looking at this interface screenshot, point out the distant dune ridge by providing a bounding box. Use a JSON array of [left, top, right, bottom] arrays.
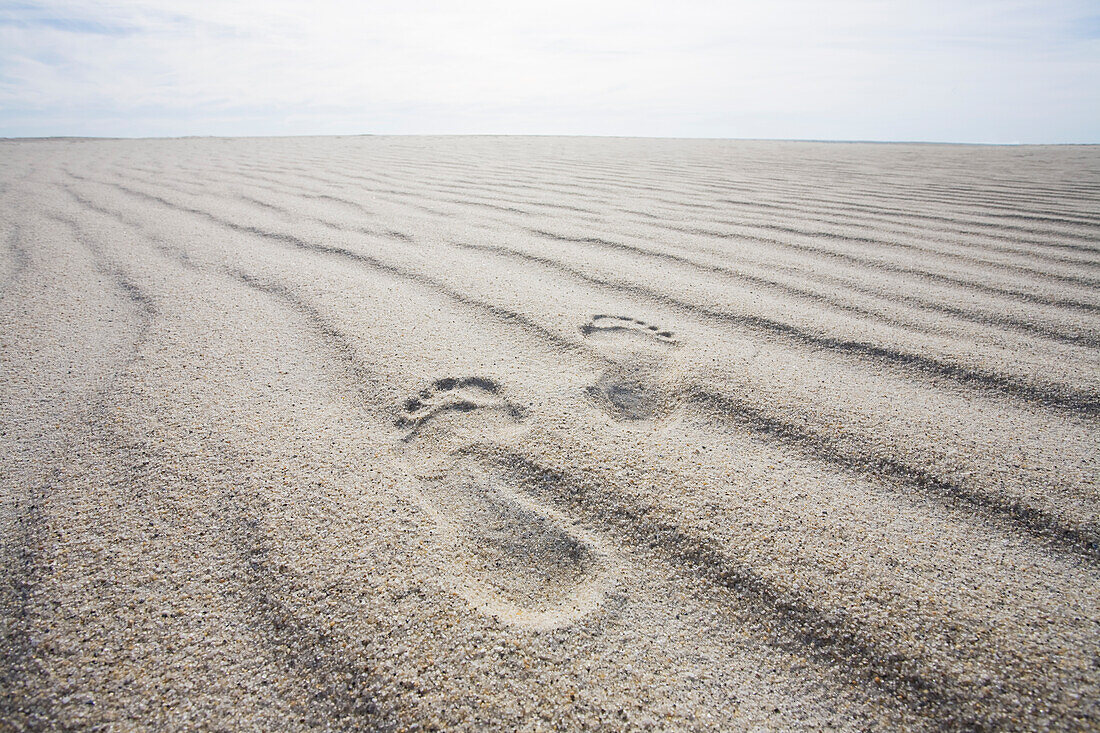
[[0, 136, 1097, 730]]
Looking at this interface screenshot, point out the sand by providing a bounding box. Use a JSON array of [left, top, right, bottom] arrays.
[[0, 135, 1097, 730]]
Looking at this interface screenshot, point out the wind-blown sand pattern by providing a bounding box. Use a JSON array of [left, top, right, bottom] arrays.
[[1, 136, 1098, 730]]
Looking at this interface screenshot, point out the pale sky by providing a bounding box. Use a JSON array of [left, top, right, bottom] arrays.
[[1, 0, 1098, 142]]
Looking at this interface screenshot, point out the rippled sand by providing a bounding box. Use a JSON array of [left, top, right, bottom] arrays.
[[1, 136, 1098, 730]]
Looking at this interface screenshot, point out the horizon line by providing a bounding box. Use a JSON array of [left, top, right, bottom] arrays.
[[2, 133, 1098, 146]]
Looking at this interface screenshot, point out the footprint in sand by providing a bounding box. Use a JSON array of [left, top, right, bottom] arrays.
[[397, 376, 524, 443], [398, 377, 613, 630], [580, 315, 679, 421], [580, 314, 676, 344]]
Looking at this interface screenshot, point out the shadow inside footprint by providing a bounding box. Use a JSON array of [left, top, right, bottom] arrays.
[[421, 460, 609, 627], [585, 368, 657, 421]]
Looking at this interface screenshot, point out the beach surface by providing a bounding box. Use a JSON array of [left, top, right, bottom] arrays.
[[1, 136, 1098, 730]]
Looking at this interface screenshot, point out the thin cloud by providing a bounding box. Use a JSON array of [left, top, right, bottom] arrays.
[[0, 0, 1096, 141]]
